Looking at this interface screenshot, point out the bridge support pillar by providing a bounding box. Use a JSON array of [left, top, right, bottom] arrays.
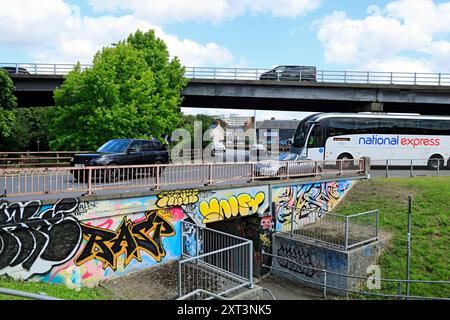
[[358, 102, 384, 112]]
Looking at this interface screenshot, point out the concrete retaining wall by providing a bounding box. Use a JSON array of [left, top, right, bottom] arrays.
[[272, 233, 385, 295]]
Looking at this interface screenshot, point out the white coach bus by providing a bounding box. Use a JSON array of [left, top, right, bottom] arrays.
[[290, 113, 450, 169]]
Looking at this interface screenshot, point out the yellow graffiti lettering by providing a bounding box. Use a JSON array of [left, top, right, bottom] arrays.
[[199, 192, 265, 223], [219, 199, 232, 219], [156, 189, 199, 208], [259, 234, 271, 248], [74, 210, 175, 271]]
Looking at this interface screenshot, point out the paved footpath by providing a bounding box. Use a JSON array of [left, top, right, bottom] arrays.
[[254, 275, 324, 300]]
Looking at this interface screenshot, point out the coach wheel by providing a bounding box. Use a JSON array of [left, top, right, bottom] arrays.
[[337, 153, 354, 170], [427, 155, 444, 170]]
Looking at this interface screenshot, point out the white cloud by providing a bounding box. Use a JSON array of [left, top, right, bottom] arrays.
[[317, 0, 450, 72], [364, 56, 434, 73], [88, 0, 321, 24], [0, 0, 235, 66]]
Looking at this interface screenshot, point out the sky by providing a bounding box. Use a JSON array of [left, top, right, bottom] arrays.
[[1, 0, 450, 120]]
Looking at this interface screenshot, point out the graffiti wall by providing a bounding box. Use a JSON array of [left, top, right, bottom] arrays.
[[0, 178, 359, 288], [0, 197, 184, 288], [0, 185, 269, 288], [272, 234, 348, 291], [164, 186, 269, 224], [272, 180, 354, 232]]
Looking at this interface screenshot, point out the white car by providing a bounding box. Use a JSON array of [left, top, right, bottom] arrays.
[[254, 153, 321, 178], [211, 141, 226, 156], [251, 143, 267, 156]]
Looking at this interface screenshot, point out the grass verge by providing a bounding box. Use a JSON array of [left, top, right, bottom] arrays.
[[334, 177, 449, 299], [0, 276, 111, 300]]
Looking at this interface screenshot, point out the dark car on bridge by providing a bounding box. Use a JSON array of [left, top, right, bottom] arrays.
[[1, 66, 30, 74], [71, 139, 169, 181], [259, 65, 316, 82]]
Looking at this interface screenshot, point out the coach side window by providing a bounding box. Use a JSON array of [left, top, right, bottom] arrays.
[[328, 118, 354, 137], [420, 120, 450, 135], [353, 119, 378, 134]]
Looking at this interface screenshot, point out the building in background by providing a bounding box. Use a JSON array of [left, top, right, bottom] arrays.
[[217, 114, 253, 127], [256, 118, 301, 148], [208, 120, 225, 142]]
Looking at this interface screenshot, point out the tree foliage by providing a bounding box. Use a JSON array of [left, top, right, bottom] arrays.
[[181, 114, 220, 137], [0, 107, 52, 151], [49, 29, 188, 150], [0, 69, 17, 144]]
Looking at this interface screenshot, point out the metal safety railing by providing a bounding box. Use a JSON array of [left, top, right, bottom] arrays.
[[0, 62, 91, 75], [278, 207, 379, 251], [263, 252, 450, 300], [0, 287, 62, 300], [178, 221, 253, 300], [3, 62, 450, 86], [177, 289, 229, 300], [0, 158, 367, 197], [0, 151, 92, 168], [371, 158, 450, 178]]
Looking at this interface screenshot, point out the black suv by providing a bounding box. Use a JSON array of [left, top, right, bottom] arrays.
[[260, 65, 316, 82], [72, 139, 169, 167], [71, 139, 169, 182], [1, 66, 30, 74]]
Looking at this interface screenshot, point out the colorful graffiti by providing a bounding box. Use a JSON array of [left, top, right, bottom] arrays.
[[74, 209, 175, 271], [156, 189, 199, 207], [0, 196, 183, 287], [156, 186, 268, 225], [0, 198, 82, 279], [0, 179, 356, 288], [276, 239, 324, 278], [273, 180, 353, 231], [0, 185, 269, 287], [182, 222, 200, 257], [155, 188, 269, 224], [199, 191, 266, 223]]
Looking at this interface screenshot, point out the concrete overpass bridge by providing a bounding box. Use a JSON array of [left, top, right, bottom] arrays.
[[4, 63, 450, 115]]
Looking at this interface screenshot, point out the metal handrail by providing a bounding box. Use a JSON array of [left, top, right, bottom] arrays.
[[2, 62, 450, 86], [263, 253, 450, 300], [279, 207, 379, 251], [0, 158, 367, 197], [0, 287, 62, 300], [177, 289, 229, 300], [178, 220, 253, 300]]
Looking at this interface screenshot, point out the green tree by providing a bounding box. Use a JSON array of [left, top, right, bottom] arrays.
[[49, 29, 188, 150], [0, 70, 17, 145], [0, 107, 52, 151], [181, 114, 217, 137]]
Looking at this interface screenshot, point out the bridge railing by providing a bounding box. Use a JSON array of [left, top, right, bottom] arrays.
[[3, 62, 450, 86], [0, 151, 92, 168], [0, 62, 91, 75], [263, 252, 450, 300], [0, 158, 367, 197]]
